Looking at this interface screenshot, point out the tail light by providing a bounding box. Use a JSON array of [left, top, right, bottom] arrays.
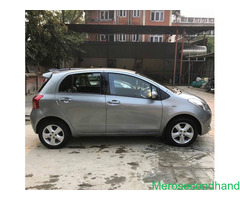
[[32, 95, 43, 109]]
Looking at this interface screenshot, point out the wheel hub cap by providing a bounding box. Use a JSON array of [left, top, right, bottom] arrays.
[[171, 122, 194, 144], [42, 125, 64, 146]]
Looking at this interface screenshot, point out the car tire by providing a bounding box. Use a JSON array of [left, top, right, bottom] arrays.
[[38, 119, 70, 149], [165, 117, 199, 147]]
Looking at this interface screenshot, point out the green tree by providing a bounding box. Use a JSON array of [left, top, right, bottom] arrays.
[[25, 10, 84, 68], [206, 37, 214, 53], [61, 10, 84, 24]]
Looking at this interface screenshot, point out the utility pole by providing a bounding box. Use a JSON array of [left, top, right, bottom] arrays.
[[173, 28, 178, 86]]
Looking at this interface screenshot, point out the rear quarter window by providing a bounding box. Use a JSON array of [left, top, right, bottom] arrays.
[[59, 75, 72, 92], [38, 78, 50, 93]]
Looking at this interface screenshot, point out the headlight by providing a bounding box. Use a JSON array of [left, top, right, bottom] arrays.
[[188, 98, 210, 111]]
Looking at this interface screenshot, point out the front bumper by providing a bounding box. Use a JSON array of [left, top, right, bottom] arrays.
[[199, 110, 212, 135]]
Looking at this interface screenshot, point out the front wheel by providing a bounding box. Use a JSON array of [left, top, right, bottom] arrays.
[[165, 118, 199, 147], [38, 119, 70, 149]]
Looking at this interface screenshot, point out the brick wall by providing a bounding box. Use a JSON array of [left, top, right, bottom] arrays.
[[25, 74, 44, 95], [85, 10, 172, 43], [144, 10, 171, 26]]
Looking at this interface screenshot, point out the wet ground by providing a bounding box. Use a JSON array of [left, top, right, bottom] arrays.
[[25, 86, 214, 190]]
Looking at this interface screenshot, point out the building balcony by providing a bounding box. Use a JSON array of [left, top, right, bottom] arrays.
[[86, 18, 115, 24], [173, 17, 214, 25]]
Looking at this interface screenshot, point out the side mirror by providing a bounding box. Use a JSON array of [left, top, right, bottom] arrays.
[[151, 91, 158, 100]]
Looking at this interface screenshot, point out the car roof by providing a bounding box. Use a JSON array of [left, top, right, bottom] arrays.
[[42, 67, 169, 92], [49, 68, 137, 76]]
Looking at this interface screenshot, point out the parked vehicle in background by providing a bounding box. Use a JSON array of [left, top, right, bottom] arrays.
[[205, 78, 214, 92], [30, 68, 211, 149]]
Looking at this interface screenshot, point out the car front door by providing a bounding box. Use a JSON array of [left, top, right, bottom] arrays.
[[56, 72, 106, 133], [106, 73, 162, 134]]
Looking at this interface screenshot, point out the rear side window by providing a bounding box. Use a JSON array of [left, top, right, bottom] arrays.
[[59, 73, 102, 94]]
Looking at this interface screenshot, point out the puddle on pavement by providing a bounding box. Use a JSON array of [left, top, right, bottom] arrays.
[[127, 162, 139, 170], [105, 175, 126, 187]]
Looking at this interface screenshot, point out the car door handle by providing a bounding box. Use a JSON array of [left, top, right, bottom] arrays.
[[59, 97, 72, 103], [107, 100, 120, 105]]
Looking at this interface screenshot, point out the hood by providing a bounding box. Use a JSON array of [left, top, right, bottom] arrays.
[[178, 92, 206, 103]]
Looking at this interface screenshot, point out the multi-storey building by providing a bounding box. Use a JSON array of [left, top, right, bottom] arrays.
[[172, 16, 214, 26], [85, 10, 172, 42], [73, 10, 213, 83]]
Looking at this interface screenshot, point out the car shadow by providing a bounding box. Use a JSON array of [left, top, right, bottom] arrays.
[[61, 135, 213, 153], [66, 135, 163, 147]]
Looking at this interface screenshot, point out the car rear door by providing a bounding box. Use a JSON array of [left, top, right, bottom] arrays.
[[106, 73, 162, 134], [56, 72, 106, 133]]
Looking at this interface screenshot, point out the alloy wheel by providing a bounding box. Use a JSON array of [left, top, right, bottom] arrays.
[[171, 122, 194, 144], [42, 124, 65, 146]]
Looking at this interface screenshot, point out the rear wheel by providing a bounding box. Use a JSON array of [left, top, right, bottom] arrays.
[[38, 119, 70, 149], [165, 118, 199, 147]]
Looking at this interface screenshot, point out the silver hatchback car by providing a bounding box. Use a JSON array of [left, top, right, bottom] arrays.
[[30, 68, 211, 149]]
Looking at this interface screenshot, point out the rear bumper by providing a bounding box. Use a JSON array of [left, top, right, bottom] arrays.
[[30, 109, 45, 133]]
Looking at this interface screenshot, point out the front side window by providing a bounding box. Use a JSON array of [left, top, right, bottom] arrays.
[[59, 73, 101, 94], [150, 10, 164, 21], [109, 73, 151, 99]]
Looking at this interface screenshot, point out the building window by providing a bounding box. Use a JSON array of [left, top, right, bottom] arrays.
[[150, 10, 164, 21], [132, 34, 140, 42], [109, 11, 114, 19], [149, 35, 163, 42], [117, 34, 126, 42], [188, 18, 194, 23], [100, 11, 109, 20], [194, 18, 201, 23], [209, 18, 214, 23], [100, 34, 115, 42], [119, 10, 126, 17], [100, 34, 106, 42], [181, 17, 187, 23], [108, 34, 115, 42], [133, 10, 140, 17]]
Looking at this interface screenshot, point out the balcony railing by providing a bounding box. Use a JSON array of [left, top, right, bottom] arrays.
[[86, 18, 115, 23], [173, 17, 214, 24]]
